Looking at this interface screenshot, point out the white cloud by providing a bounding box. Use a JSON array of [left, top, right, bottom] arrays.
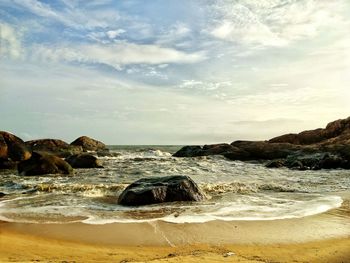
[[31, 42, 206, 67], [0, 23, 22, 58], [179, 80, 232, 91], [106, 29, 125, 39], [209, 0, 348, 47]]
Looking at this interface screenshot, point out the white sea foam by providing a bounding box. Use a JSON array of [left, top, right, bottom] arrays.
[[0, 194, 343, 224]]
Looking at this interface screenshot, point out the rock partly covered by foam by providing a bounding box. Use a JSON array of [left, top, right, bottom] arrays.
[[70, 136, 107, 152], [25, 139, 82, 158], [65, 153, 103, 168], [18, 152, 73, 176], [0, 131, 31, 162], [118, 175, 204, 206]]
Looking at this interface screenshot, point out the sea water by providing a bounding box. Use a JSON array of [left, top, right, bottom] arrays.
[[0, 145, 349, 224]]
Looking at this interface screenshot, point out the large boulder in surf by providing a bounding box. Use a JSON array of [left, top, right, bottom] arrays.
[[17, 152, 73, 176], [0, 131, 31, 162], [65, 153, 103, 168], [70, 136, 107, 152], [25, 139, 82, 158], [118, 175, 204, 206]]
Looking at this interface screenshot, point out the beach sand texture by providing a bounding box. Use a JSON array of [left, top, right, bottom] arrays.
[[0, 225, 349, 263], [1, 203, 350, 263]]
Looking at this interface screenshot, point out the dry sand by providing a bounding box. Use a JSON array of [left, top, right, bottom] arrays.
[[0, 224, 349, 263]]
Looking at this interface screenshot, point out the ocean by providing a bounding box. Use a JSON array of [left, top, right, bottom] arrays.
[[0, 145, 349, 224]]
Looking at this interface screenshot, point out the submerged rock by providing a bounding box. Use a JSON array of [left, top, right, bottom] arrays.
[[65, 153, 103, 168], [25, 139, 82, 158], [118, 175, 204, 206], [0, 131, 31, 162], [70, 136, 107, 152], [18, 152, 73, 176]]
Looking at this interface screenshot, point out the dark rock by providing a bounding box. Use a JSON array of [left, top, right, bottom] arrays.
[[202, 143, 239, 155], [25, 139, 82, 158], [173, 144, 240, 157], [70, 136, 107, 152], [0, 158, 17, 169], [265, 159, 285, 168], [285, 152, 349, 170], [0, 192, 6, 198], [18, 152, 73, 176], [118, 175, 204, 206], [172, 146, 203, 157], [227, 141, 302, 160], [65, 154, 103, 168], [0, 131, 31, 162]]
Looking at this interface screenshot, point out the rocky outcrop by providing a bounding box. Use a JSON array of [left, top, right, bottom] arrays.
[[118, 175, 204, 206], [0, 131, 31, 162], [18, 152, 73, 176], [225, 141, 304, 160], [269, 117, 350, 145], [65, 154, 103, 168], [70, 136, 107, 152], [26, 139, 82, 158], [173, 117, 350, 170]]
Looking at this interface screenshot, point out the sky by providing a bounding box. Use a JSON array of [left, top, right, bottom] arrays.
[[0, 0, 350, 145]]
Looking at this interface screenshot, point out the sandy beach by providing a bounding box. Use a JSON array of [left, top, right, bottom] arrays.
[[1, 222, 349, 263], [1, 200, 350, 263]]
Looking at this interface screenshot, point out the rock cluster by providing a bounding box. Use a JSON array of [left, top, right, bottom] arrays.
[[0, 132, 107, 175], [173, 117, 350, 170]]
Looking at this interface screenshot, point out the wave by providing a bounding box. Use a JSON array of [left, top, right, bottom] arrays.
[[0, 192, 343, 225], [100, 149, 172, 160], [35, 183, 128, 196], [199, 182, 302, 196]]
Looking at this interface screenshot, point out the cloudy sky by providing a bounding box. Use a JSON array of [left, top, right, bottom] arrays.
[[1, 0, 349, 144]]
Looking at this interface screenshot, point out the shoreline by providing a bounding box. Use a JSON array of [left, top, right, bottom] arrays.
[[1, 204, 350, 262]]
